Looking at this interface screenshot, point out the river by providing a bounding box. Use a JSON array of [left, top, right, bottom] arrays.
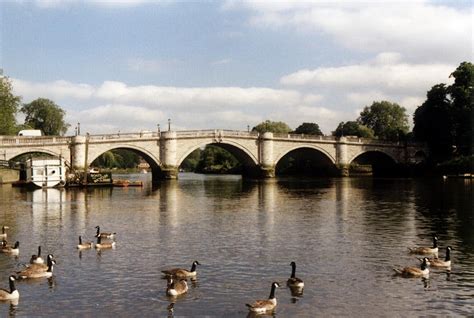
[[0, 173, 472, 317]]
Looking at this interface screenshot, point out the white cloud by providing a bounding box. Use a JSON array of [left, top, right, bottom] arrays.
[[227, 0, 472, 63], [12, 79, 94, 102]]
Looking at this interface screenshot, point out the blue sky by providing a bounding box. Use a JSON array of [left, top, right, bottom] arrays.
[[1, 0, 472, 134]]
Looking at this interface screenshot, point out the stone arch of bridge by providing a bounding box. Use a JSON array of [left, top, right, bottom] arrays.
[[274, 145, 336, 166], [87, 144, 162, 173], [8, 148, 71, 166], [177, 140, 259, 168], [348, 149, 398, 165]]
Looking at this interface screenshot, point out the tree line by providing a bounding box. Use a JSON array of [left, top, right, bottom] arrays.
[[1, 62, 472, 173]]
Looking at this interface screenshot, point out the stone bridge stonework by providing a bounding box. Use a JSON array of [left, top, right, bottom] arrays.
[[0, 130, 427, 180]]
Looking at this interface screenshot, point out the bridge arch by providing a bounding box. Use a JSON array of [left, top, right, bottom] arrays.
[[177, 140, 259, 176], [349, 150, 399, 176], [87, 144, 162, 176], [274, 146, 338, 176], [8, 148, 71, 166]]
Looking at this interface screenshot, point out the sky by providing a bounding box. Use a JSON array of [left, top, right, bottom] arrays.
[[1, 0, 472, 135]]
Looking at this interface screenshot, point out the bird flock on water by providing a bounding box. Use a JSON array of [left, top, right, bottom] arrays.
[[0, 225, 454, 315]]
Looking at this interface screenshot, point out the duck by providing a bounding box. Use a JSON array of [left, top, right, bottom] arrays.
[[0, 241, 19, 255], [95, 226, 116, 239], [393, 257, 430, 278], [422, 246, 453, 268], [30, 246, 44, 264], [77, 236, 93, 249], [95, 236, 116, 249], [17, 255, 56, 279], [0, 276, 19, 301], [246, 282, 280, 314], [0, 226, 9, 240], [166, 278, 188, 297], [162, 260, 200, 279], [287, 261, 304, 288], [408, 234, 439, 255]]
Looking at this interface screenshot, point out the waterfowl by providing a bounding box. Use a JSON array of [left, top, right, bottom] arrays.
[[25, 254, 55, 272], [393, 257, 430, 277], [0, 241, 19, 255], [95, 226, 116, 239], [77, 236, 93, 249], [0, 226, 9, 240], [408, 235, 439, 255], [166, 278, 188, 296], [17, 255, 56, 279], [95, 236, 116, 249], [246, 282, 280, 314], [30, 246, 44, 264], [162, 261, 200, 279], [423, 246, 453, 268], [287, 261, 304, 288], [0, 276, 19, 301]]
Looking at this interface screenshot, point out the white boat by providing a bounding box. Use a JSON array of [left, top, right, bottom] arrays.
[[25, 158, 66, 188]]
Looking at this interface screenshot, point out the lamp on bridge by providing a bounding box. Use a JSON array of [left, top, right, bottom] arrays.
[[168, 118, 171, 131], [157, 124, 160, 133], [77, 122, 81, 135]]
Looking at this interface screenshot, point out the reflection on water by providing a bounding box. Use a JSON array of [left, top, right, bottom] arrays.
[[0, 173, 473, 317]]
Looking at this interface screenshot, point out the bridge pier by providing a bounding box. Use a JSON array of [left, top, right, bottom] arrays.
[[70, 135, 88, 171], [159, 131, 179, 179]]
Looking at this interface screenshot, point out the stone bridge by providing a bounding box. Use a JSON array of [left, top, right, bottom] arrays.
[[0, 130, 427, 180]]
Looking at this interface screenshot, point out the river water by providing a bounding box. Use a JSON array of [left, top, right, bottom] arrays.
[[0, 173, 472, 317]]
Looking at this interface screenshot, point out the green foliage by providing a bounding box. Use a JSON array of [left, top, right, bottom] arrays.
[[358, 101, 409, 141], [413, 62, 473, 160], [21, 98, 70, 136], [252, 120, 292, 134], [293, 122, 323, 135], [332, 121, 374, 138], [0, 76, 21, 135], [92, 149, 141, 169], [180, 148, 202, 171], [195, 145, 240, 173]]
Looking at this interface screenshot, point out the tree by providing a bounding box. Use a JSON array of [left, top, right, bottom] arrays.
[[0, 76, 21, 135], [21, 98, 70, 135], [413, 62, 473, 159], [332, 121, 374, 138], [293, 122, 323, 135], [252, 120, 292, 134], [413, 84, 453, 160], [358, 101, 409, 141]]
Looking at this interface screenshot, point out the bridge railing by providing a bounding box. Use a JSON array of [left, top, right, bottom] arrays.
[[175, 130, 259, 138], [87, 131, 159, 140], [0, 136, 71, 145], [273, 133, 337, 141]]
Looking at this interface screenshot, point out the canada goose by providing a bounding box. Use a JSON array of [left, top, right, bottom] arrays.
[[393, 257, 430, 277], [0, 276, 19, 301], [0, 226, 9, 240], [408, 235, 439, 255], [166, 278, 188, 296], [30, 246, 44, 264], [95, 236, 116, 249], [246, 282, 280, 314], [95, 226, 116, 239], [162, 261, 200, 279], [287, 261, 304, 288], [0, 241, 19, 255], [422, 246, 453, 268], [77, 236, 93, 249], [17, 256, 56, 279], [25, 254, 55, 272]]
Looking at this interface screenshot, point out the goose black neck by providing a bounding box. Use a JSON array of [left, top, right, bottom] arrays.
[[432, 238, 438, 248], [269, 284, 277, 299], [96, 227, 100, 235], [79, 236, 83, 244], [421, 260, 428, 270], [38, 246, 42, 257], [190, 262, 197, 272], [2, 227, 5, 234], [291, 263, 296, 278], [445, 248, 451, 261], [9, 279, 16, 293], [97, 236, 102, 244]]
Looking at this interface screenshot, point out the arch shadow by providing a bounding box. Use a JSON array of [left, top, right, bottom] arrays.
[[349, 151, 399, 177], [275, 147, 339, 177]]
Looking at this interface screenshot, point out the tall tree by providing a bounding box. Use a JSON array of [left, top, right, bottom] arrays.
[[252, 120, 292, 134], [293, 122, 323, 135], [413, 84, 453, 160], [358, 101, 409, 141], [0, 76, 21, 135], [21, 98, 70, 136], [332, 121, 374, 138]]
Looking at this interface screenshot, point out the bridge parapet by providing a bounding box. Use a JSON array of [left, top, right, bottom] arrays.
[[0, 136, 71, 145]]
